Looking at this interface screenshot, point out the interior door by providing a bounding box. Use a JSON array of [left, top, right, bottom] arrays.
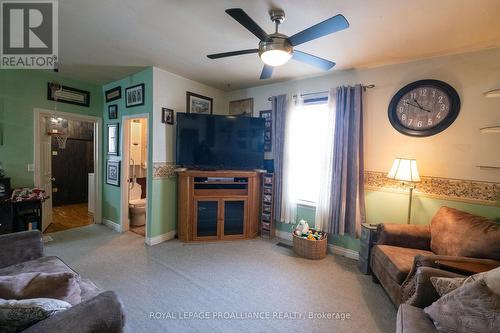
[[39, 116, 53, 231]]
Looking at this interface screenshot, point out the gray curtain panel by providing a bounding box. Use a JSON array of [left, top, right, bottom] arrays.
[[329, 85, 366, 236], [271, 95, 287, 223]]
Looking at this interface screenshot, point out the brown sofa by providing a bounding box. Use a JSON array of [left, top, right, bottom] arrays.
[[0, 230, 125, 332], [370, 206, 500, 307]]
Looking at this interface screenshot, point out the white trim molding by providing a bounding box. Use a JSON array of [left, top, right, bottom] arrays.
[[103, 219, 122, 233], [276, 230, 359, 260], [145, 230, 176, 246]]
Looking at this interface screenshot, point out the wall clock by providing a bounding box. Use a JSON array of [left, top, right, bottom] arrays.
[[388, 79, 460, 137]]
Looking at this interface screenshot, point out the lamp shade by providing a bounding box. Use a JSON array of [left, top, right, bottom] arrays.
[[387, 158, 421, 182]]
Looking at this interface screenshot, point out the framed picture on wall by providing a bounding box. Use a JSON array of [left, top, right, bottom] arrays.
[[125, 83, 145, 108], [105, 86, 121, 102], [162, 108, 174, 125], [108, 105, 118, 119], [47, 83, 90, 107], [107, 123, 119, 155], [106, 160, 120, 186], [186, 92, 213, 114], [229, 98, 253, 116], [260, 110, 272, 152]]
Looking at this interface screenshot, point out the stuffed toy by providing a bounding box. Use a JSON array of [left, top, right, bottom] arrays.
[[294, 220, 309, 236]]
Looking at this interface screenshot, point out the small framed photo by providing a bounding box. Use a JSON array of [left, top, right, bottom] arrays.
[[107, 123, 119, 156], [47, 83, 90, 107], [105, 86, 121, 102], [260, 110, 272, 152], [229, 98, 253, 116], [108, 104, 118, 119], [162, 108, 174, 124], [186, 91, 213, 114], [125, 83, 145, 108], [106, 160, 120, 186]]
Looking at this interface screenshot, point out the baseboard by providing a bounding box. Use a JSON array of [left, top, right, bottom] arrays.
[[276, 229, 359, 260], [328, 244, 359, 260], [145, 230, 176, 246], [103, 219, 122, 233]]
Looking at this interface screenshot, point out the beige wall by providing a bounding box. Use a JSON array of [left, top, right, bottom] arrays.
[[225, 47, 500, 182]]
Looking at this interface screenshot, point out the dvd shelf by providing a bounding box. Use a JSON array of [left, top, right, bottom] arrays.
[[260, 173, 275, 238]]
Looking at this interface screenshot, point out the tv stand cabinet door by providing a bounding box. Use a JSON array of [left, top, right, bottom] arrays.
[[193, 199, 220, 241], [221, 198, 247, 239]]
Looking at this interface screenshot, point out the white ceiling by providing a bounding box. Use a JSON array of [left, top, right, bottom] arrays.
[[59, 0, 500, 90]]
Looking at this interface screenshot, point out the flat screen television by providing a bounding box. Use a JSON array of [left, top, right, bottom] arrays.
[[176, 113, 265, 170]]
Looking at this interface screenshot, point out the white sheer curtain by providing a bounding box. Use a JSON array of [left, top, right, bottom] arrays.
[[279, 95, 302, 224], [314, 89, 336, 231]]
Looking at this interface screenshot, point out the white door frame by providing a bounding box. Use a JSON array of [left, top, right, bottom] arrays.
[[120, 114, 149, 236], [34, 108, 103, 226]]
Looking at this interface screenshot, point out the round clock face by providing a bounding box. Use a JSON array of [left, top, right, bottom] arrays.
[[388, 80, 460, 137]]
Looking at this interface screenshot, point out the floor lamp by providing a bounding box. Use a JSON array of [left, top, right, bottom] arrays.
[[387, 158, 421, 224]]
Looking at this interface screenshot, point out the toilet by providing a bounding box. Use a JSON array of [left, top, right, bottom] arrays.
[[129, 182, 146, 227]]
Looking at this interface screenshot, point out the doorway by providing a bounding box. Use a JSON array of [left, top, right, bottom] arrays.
[[121, 115, 148, 238], [34, 109, 102, 233]]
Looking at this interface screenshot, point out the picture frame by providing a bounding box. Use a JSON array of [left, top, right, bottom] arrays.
[[186, 91, 213, 114], [229, 98, 253, 116], [107, 123, 119, 156], [105, 86, 121, 102], [106, 160, 120, 186], [260, 110, 272, 152], [47, 83, 90, 107], [125, 83, 145, 108], [162, 108, 174, 125], [108, 104, 118, 119]]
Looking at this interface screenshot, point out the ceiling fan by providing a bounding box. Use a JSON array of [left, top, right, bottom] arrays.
[[207, 8, 349, 80]]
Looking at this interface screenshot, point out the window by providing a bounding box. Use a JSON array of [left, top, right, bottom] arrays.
[[285, 99, 332, 205]]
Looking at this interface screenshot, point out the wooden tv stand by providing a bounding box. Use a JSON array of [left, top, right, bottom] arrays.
[[177, 170, 262, 242]]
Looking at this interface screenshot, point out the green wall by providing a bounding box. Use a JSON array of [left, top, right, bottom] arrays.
[[101, 68, 153, 230], [150, 178, 177, 237], [277, 190, 500, 252], [0, 70, 102, 187]]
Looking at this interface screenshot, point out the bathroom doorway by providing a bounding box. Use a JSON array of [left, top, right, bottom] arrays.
[[121, 115, 148, 238]]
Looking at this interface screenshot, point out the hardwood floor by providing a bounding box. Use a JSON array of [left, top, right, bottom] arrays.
[[45, 203, 93, 233]]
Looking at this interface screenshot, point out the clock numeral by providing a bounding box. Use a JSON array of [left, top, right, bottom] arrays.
[[420, 88, 427, 97], [438, 96, 444, 103], [410, 92, 417, 99], [399, 106, 404, 113], [428, 119, 433, 126], [403, 99, 409, 106], [440, 104, 446, 111], [417, 121, 423, 128], [432, 90, 436, 97], [436, 112, 442, 119], [401, 114, 407, 121], [408, 119, 413, 126]]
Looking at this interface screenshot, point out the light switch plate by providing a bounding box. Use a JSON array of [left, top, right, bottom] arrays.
[[27, 164, 35, 172]]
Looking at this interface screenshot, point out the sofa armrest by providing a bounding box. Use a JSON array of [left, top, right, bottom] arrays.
[[397, 304, 437, 333], [405, 267, 464, 308], [0, 230, 43, 268], [23, 291, 125, 333], [377, 223, 431, 250]]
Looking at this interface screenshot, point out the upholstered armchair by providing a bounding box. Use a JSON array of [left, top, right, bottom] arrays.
[[370, 206, 500, 307]]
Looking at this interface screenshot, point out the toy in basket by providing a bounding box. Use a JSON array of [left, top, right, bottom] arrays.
[[292, 220, 327, 260]]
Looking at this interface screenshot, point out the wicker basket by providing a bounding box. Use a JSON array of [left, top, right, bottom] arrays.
[[292, 232, 328, 260]]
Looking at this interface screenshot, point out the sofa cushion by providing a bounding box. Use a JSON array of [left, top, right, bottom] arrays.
[[372, 245, 433, 284], [0, 256, 100, 302], [396, 304, 437, 333], [430, 206, 500, 260], [0, 297, 71, 333], [424, 275, 500, 332], [0, 272, 81, 305]]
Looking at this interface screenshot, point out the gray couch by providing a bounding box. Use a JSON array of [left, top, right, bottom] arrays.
[[0, 230, 125, 333], [396, 266, 465, 333]]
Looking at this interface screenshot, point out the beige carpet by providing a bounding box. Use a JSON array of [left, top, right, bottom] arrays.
[[45, 225, 396, 333]]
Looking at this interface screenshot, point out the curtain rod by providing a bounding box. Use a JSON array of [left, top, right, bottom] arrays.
[[267, 84, 375, 101]]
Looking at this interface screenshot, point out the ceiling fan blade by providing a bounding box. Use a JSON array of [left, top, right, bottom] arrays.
[[260, 65, 273, 80], [207, 49, 259, 59], [292, 50, 336, 71], [226, 8, 271, 42], [288, 14, 349, 46]]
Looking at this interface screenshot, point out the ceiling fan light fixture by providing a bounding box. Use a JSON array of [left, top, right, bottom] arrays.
[[260, 49, 292, 66]]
